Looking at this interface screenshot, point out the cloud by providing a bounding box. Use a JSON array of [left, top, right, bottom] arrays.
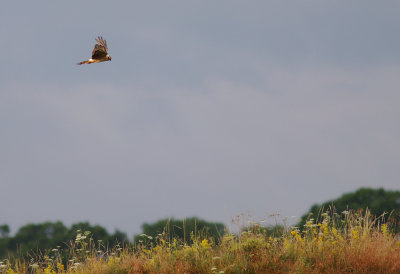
[[1, 64, 399, 234]]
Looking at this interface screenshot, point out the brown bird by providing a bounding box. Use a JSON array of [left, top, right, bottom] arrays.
[[77, 36, 111, 65]]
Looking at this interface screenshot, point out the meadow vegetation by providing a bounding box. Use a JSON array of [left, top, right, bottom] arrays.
[[1, 209, 400, 273]]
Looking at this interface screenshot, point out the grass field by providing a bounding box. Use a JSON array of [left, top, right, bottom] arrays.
[[1, 210, 400, 273]]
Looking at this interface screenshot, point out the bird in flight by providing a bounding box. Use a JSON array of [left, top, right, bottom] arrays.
[[77, 36, 111, 65]]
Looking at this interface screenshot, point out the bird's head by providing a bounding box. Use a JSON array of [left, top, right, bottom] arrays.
[[107, 55, 112, 61]]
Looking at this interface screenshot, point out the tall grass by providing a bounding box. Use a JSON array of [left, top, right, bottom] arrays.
[[1, 209, 400, 273]]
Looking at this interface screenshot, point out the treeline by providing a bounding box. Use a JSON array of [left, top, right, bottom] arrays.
[[0, 221, 128, 259], [133, 217, 225, 246], [0, 218, 226, 260], [1, 187, 400, 260], [298, 187, 400, 233]]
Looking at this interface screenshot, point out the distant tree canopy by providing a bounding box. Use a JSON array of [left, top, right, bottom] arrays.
[[297, 187, 400, 230], [0, 221, 128, 259], [134, 217, 225, 246], [0, 217, 225, 260], [0, 224, 10, 238]]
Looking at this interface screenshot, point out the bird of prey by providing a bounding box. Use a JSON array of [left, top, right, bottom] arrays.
[[77, 36, 111, 65]]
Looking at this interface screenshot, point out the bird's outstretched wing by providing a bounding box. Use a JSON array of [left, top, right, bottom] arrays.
[[77, 36, 111, 65], [91, 36, 108, 59]]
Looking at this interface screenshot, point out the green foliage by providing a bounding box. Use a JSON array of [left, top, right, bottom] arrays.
[[68, 222, 127, 247], [0, 217, 223, 260], [0, 224, 10, 238], [0, 221, 128, 260], [0, 225, 10, 260], [134, 217, 225, 246], [298, 187, 400, 231], [8, 221, 68, 256]]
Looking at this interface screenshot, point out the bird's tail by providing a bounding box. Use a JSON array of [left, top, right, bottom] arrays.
[[77, 60, 90, 65]]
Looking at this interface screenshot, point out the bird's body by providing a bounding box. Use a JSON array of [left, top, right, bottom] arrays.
[[77, 36, 111, 65]]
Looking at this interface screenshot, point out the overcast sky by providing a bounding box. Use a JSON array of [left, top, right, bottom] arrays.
[[1, 1, 400, 237]]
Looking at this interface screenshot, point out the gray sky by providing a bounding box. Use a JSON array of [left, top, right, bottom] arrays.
[[1, 1, 400, 237]]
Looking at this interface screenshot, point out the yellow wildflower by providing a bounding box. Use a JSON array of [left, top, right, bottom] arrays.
[[200, 239, 212, 249]]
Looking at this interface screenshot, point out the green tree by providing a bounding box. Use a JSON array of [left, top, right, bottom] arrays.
[[0, 224, 11, 258], [0, 221, 129, 260], [0, 224, 10, 238], [134, 217, 225, 246], [7, 221, 69, 257], [68, 222, 128, 248], [298, 187, 400, 231]]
